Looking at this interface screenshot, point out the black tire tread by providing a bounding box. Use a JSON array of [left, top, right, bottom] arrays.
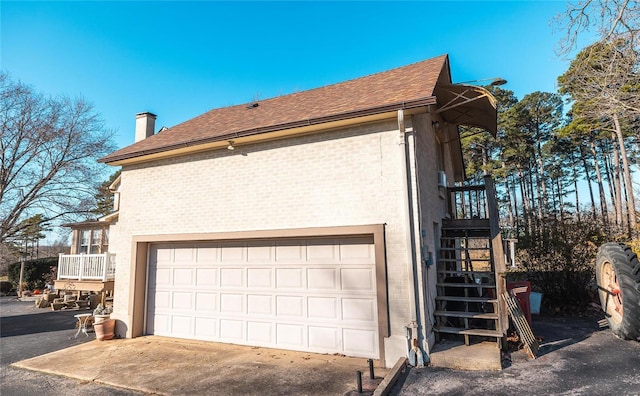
[[596, 243, 640, 341]]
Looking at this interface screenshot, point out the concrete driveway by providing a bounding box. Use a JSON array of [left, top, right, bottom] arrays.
[[1, 297, 389, 395]]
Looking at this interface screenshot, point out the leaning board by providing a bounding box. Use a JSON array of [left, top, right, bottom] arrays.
[[502, 290, 539, 359]]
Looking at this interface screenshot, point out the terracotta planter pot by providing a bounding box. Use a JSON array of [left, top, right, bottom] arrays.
[[94, 318, 115, 341], [93, 314, 110, 324]]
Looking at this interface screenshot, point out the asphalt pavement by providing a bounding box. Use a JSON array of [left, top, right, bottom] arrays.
[[392, 314, 640, 395], [0, 296, 145, 395]]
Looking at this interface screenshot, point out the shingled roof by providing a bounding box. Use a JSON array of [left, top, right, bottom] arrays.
[[100, 54, 450, 164]]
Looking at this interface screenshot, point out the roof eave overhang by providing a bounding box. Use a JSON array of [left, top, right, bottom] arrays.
[[434, 83, 498, 136], [100, 97, 437, 166], [61, 216, 116, 228]]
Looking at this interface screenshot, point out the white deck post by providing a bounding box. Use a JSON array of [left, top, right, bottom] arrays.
[[57, 253, 63, 280], [78, 253, 84, 281], [101, 252, 108, 281]]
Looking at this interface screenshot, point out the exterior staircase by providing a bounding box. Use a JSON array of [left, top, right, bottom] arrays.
[[433, 176, 508, 351]]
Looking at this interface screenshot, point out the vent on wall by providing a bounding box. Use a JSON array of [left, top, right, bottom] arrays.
[[437, 171, 447, 187]]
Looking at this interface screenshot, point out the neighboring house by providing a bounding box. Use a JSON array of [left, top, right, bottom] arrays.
[[54, 177, 120, 297], [99, 54, 507, 368]]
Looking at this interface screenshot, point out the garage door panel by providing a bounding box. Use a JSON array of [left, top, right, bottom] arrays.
[[247, 268, 272, 288], [195, 268, 218, 287], [247, 244, 273, 262], [340, 268, 374, 291], [174, 245, 196, 263], [343, 328, 377, 356], [342, 298, 376, 322], [307, 297, 338, 320], [220, 268, 244, 287], [152, 244, 173, 262], [276, 323, 304, 346], [219, 319, 244, 340], [276, 268, 304, 288], [147, 237, 379, 358], [173, 268, 194, 286], [247, 294, 272, 315], [307, 268, 337, 290], [151, 291, 171, 310], [220, 242, 246, 262], [171, 315, 194, 336], [308, 326, 339, 349], [172, 291, 194, 310], [149, 268, 172, 287], [195, 292, 217, 312], [306, 241, 338, 261], [247, 321, 273, 343], [196, 243, 219, 263], [220, 293, 244, 314], [276, 295, 304, 317], [195, 317, 218, 339], [150, 314, 169, 334], [275, 242, 305, 262], [339, 239, 375, 263]]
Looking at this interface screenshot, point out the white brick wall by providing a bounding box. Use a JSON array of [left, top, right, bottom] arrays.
[[110, 116, 447, 365]]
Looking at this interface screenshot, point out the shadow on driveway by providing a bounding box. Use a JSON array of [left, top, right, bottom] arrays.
[[0, 310, 84, 338]]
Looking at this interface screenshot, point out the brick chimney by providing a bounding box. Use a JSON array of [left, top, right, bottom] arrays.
[[135, 112, 157, 142]]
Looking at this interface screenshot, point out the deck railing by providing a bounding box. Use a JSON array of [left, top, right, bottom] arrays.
[[447, 184, 488, 220], [57, 252, 116, 281]]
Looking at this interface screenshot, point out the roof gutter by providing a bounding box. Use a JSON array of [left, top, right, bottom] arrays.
[[100, 96, 437, 164]]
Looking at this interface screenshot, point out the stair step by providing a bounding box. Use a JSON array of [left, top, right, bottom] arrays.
[[439, 247, 491, 251], [437, 282, 495, 288], [441, 236, 491, 241], [438, 270, 494, 276], [434, 326, 503, 338], [442, 219, 490, 228], [436, 296, 498, 303], [439, 258, 491, 262], [434, 310, 499, 320]]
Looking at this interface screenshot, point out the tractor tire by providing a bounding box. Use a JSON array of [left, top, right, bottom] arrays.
[[595, 243, 640, 341]]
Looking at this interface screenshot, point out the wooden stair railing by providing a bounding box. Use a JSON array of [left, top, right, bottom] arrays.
[[433, 175, 507, 347]]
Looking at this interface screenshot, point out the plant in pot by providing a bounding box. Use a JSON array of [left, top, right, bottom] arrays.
[[93, 303, 112, 323], [92, 303, 115, 341]]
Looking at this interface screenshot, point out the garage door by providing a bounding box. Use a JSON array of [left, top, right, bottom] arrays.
[[146, 237, 379, 358]]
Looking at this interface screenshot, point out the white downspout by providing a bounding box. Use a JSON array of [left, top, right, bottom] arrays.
[[398, 110, 421, 364]]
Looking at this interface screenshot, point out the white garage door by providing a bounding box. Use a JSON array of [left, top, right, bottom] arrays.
[[146, 237, 379, 358]]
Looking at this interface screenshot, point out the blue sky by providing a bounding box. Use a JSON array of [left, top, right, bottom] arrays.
[[2, 1, 594, 152]]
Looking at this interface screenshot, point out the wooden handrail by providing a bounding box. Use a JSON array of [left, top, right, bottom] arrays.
[[484, 175, 509, 334]]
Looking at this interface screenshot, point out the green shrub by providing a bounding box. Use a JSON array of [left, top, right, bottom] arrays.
[[7, 257, 58, 290], [506, 214, 613, 312]]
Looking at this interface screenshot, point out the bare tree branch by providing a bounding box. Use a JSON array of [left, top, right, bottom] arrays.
[[0, 72, 116, 244]]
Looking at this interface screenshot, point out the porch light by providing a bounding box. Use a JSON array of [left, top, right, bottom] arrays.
[[227, 141, 235, 150]]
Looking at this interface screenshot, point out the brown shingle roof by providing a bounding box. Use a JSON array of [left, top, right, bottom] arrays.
[[100, 54, 449, 164]]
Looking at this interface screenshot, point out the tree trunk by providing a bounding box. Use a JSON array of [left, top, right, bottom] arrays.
[[536, 139, 547, 219], [610, 132, 624, 227], [580, 146, 597, 219], [590, 142, 608, 224], [572, 164, 579, 222], [512, 173, 520, 236], [502, 161, 514, 227], [518, 167, 531, 236], [612, 114, 637, 236]]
